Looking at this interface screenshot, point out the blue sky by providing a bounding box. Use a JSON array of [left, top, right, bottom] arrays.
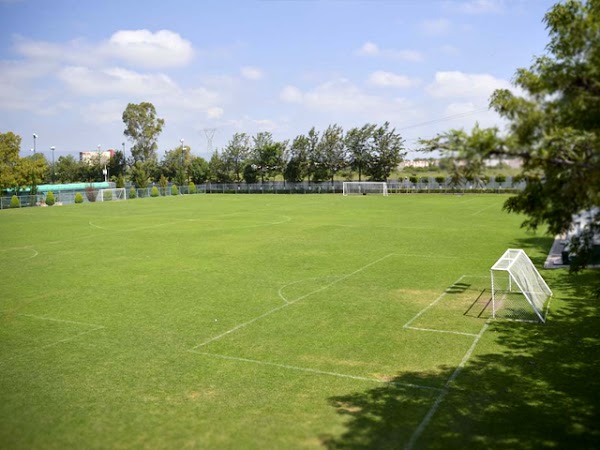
[[0, 0, 554, 161]]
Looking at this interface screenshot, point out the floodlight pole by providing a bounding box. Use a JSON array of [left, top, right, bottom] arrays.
[[33, 133, 37, 154], [50, 146, 55, 182], [180, 139, 185, 185]]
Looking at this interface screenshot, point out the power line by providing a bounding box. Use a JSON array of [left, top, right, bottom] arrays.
[[397, 107, 490, 132]]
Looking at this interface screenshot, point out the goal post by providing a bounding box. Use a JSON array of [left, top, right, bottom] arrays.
[[97, 188, 126, 202], [343, 181, 389, 196], [490, 249, 553, 323]]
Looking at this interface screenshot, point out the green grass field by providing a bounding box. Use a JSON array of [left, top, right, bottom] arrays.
[[1, 194, 598, 449]]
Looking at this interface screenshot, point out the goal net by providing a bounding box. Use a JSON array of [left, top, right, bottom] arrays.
[[97, 188, 126, 202], [343, 182, 389, 196], [490, 249, 553, 323]]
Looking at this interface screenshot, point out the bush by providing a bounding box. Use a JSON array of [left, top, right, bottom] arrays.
[[10, 195, 20, 208], [116, 174, 125, 188], [188, 182, 196, 194], [435, 176, 446, 184], [85, 185, 97, 202], [151, 186, 159, 197], [129, 186, 136, 199], [171, 184, 179, 196], [74, 192, 83, 204], [494, 174, 507, 184], [46, 191, 55, 206]]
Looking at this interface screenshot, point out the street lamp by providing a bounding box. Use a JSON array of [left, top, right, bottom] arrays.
[[33, 133, 37, 153], [180, 139, 185, 184], [50, 146, 55, 183]]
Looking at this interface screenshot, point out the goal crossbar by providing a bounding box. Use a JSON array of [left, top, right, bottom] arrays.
[[490, 249, 552, 323]]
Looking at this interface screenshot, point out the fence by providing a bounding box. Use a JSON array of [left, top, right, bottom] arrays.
[[0, 177, 525, 210]]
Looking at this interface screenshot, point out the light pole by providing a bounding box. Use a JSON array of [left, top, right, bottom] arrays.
[[33, 133, 37, 154], [97, 145, 107, 183], [180, 139, 185, 185], [50, 146, 55, 183]]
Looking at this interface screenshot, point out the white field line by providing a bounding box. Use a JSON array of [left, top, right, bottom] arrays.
[[89, 215, 291, 234], [191, 253, 396, 350], [1, 315, 105, 366], [404, 326, 478, 337], [470, 203, 499, 215], [277, 275, 344, 304], [404, 321, 490, 450], [18, 314, 105, 329], [403, 275, 466, 329], [189, 350, 443, 393], [0, 246, 38, 260]]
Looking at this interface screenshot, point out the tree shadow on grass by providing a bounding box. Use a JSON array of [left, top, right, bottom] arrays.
[[322, 270, 600, 449]]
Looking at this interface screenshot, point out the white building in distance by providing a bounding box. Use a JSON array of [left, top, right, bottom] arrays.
[[80, 149, 115, 166]]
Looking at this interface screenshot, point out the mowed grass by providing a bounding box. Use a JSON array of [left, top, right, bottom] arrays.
[[0, 194, 598, 449]]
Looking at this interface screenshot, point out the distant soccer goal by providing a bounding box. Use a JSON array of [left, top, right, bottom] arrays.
[[343, 181, 389, 196], [490, 249, 553, 323], [97, 188, 126, 202]]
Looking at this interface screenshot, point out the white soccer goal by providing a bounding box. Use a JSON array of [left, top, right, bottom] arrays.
[[343, 181, 389, 196], [490, 249, 553, 323], [97, 188, 126, 202]]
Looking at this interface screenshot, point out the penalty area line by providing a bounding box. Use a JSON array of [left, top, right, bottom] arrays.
[[191, 253, 396, 350], [404, 320, 490, 450], [403, 275, 466, 329], [189, 350, 442, 393]]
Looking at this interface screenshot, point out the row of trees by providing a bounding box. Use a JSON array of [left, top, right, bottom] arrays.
[[0, 121, 406, 192]]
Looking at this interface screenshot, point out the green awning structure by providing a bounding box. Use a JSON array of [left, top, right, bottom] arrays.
[[10, 182, 113, 193]]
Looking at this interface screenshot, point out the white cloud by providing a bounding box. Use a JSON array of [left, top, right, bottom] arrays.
[[83, 100, 125, 124], [367, 71, 420, 88], [426, 71, 511, 100], [206, 107, 224, 119], [13, 30, 194, 70], [227, 116, 279, 133], [240, 66, 263, 80], [356, 41, 380, 56], [440, 44, 460, 56], [444, 0, 504, 14], [356, 41, 424, 62], [420, 18, 452, 36], [278, 78, 421, 125], [105, 29, 194, 69], [58, 66, 178, 96], [280, 85, 303, 103]]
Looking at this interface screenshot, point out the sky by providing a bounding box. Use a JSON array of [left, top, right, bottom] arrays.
[[0, 0, 555, 162]]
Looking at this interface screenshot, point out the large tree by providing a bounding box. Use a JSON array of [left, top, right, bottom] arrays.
[[346, 124, 376, 182], [222, 133, 251, 182], [161, 145, 192, 185], [122, 102, 165, 163], [0, 131, 22, 192], [367, 122, 405, 181], [54, 155, 81, 183], [420, 0, 600, 272], [284, 134, 309, 182], [490, 0, 600, 260], [252, 132, 285, 183], [420, 123, 501, 188], [319, 124, 346, 184]]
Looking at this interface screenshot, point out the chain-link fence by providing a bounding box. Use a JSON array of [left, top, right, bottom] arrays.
[[1, 177, 525, 210]]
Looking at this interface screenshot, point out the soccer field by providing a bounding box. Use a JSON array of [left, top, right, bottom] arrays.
[[1, 194, 598, 449]]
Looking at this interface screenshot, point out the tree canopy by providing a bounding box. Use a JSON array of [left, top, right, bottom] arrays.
[[420, 0, 600, 271], [122, 102, 165, 163]]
